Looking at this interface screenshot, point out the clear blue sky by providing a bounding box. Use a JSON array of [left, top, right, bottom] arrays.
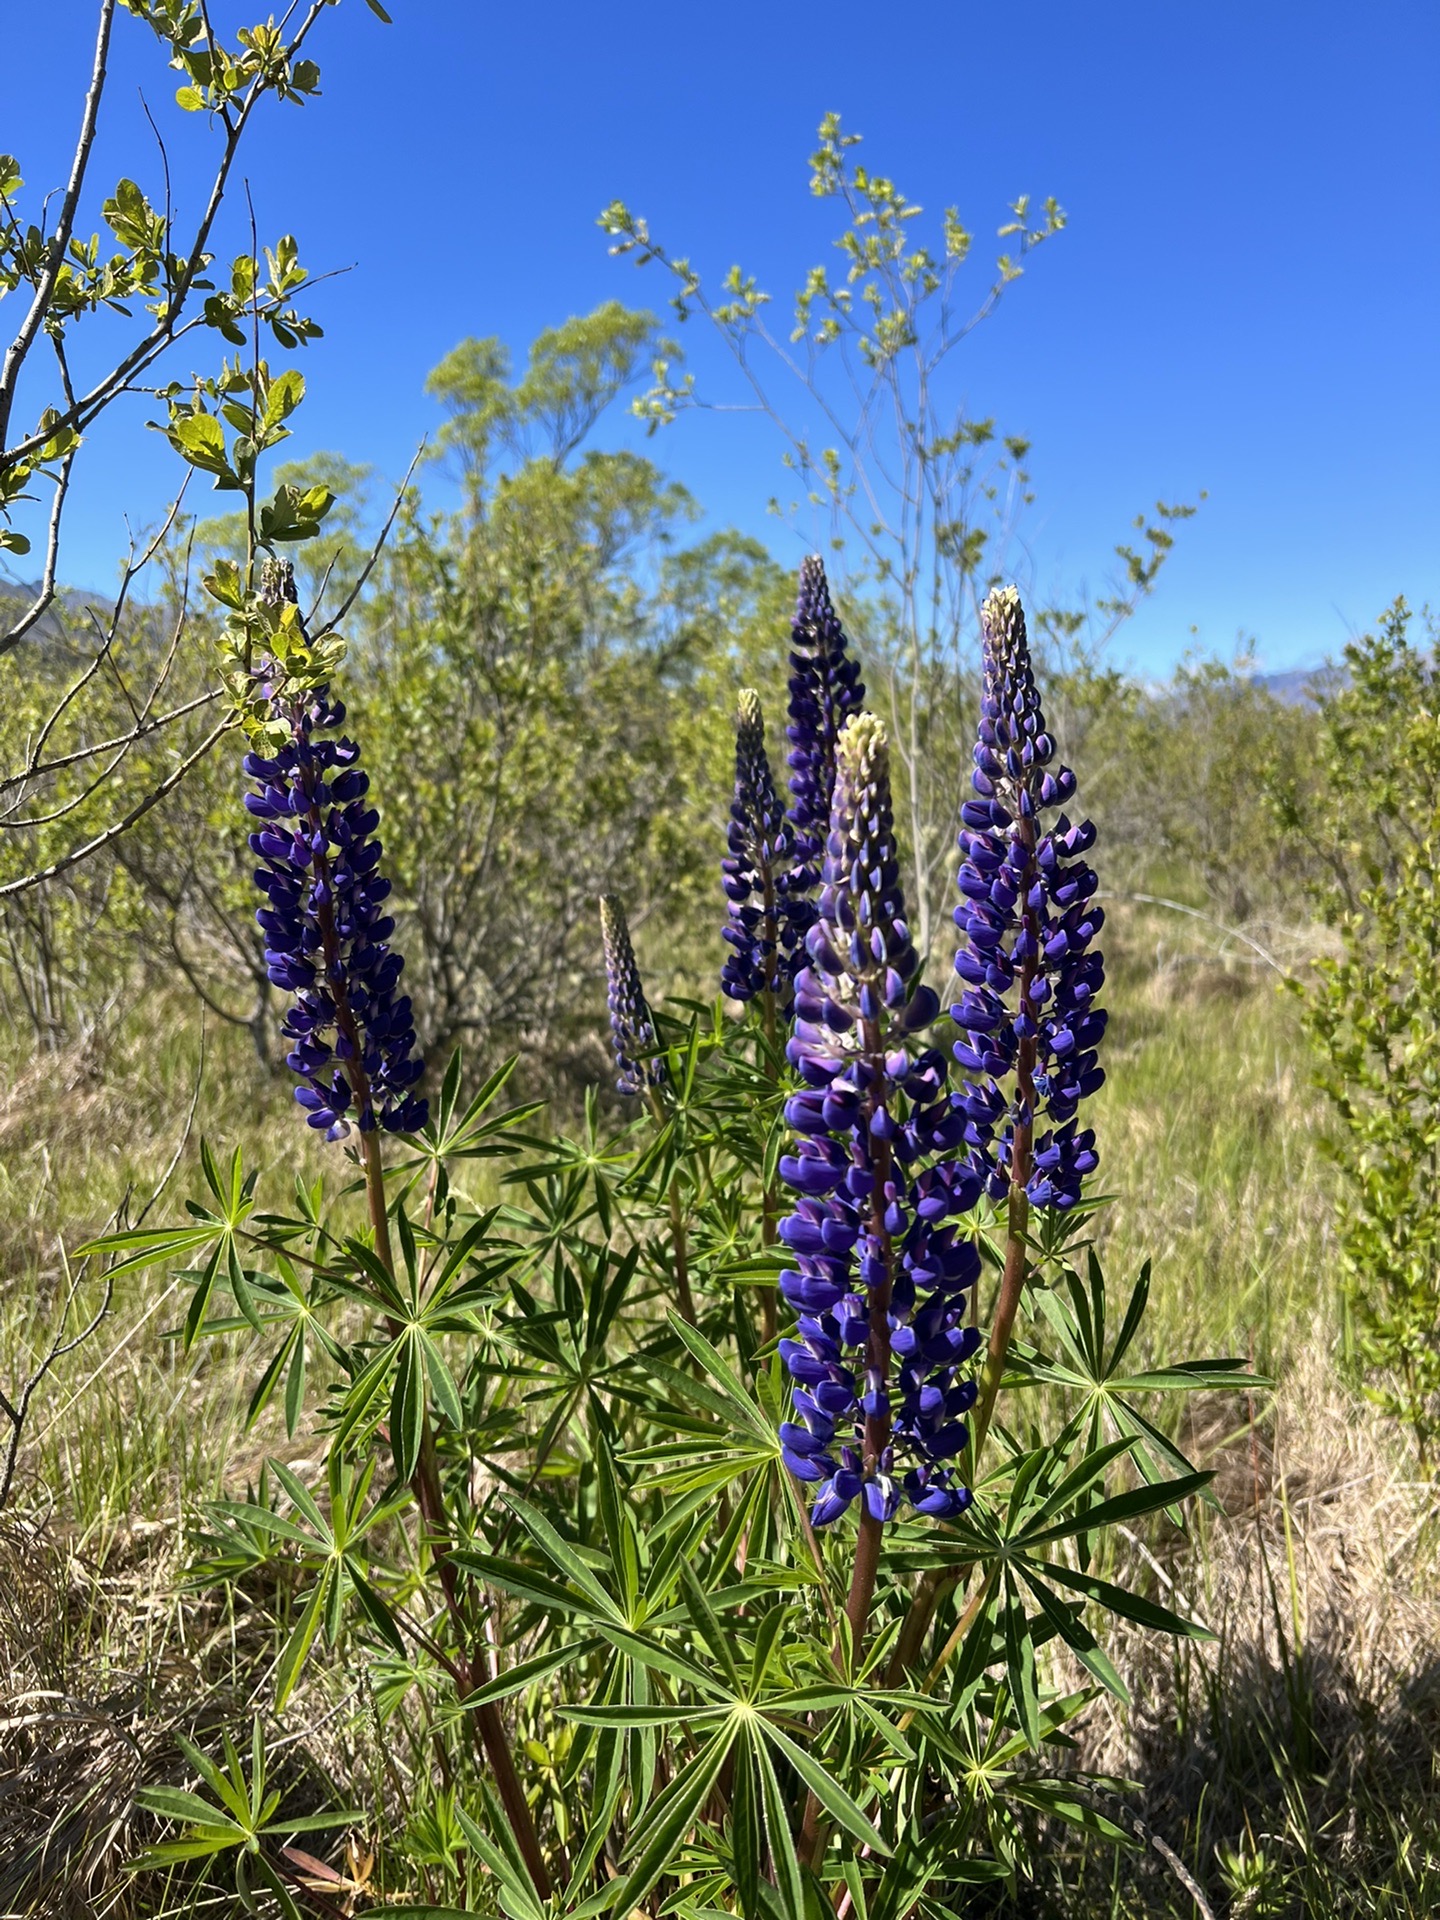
[[3, 1, 1437, 673]]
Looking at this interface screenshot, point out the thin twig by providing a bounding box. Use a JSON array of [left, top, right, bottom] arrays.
[[311, 442, 426, 638], [1094, 1789, 1218, 1920], [0, 715, 230, 898], [0, 686, 223, 798], [1109, 892, 1289, 978], [1, 1, 337, 478], [0, 445, 77, 658], [0, 0, 117, 446]]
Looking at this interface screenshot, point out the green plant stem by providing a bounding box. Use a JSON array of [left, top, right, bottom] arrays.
[[886, 1570, 958, 1685], [359, 1128, 398, 1274], [971, 1182, 1030, 1467], [646, 1086, 698, 1326], [359, 1129, 555, 1902], [667, 1173, 697, 1326], [902, 1564, 998, 1729]]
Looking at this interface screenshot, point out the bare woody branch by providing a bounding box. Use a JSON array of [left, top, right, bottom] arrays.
[[0, 714, 231, 900], [0, 1, 337, 484], [0, 0, 117, 447]]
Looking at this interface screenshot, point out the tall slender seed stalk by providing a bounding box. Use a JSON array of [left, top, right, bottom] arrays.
[[666, 1174, 697, 1327]]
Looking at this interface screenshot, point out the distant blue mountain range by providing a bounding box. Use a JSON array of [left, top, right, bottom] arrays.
[[1252, 666, 1341, 706]]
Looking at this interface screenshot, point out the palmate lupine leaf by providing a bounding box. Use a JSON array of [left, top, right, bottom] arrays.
[[875, 1426, 1214, 1747], [1016, 1250, 1266, 1517], [729, 1721, 764, 1920], [252, 1165, 341, 1252], [457, 1789, 552, 1920], [501, 1150, 627, 1255], [889, 1446, 1215, 1579], [383, 1050, 549, 1217], [131, 1720, 360, 1896], [610, 1729, 732, 1916], [458, 1493, 707, 1849], [497, 1083, 655, 1261], [306, 1202, 513, 1478], [79, 1140, 262, 1348], [566, 1684, 891, 1916], [456, 1450, 712, 1658], [461, 1639, 604, 1711], [201, 1453, 407, 1708], [1011, 1559, 1124, 1710], [904, 1677, 1122, 1896], [458, 1445, 908, 1895], [477, 1245, 650, 1489], [754, 1730, 806, 1920], [210, 1254, 346, 1435], [625, 1314, 815, 1554]]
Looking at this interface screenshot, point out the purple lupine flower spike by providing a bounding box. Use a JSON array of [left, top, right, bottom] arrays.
[[785, 555, 866, 914], [600, 894, 668, 1098], [721, 689, 802, 1013], [951, 585, 1105, 1210], [778, 712, 983, 1527], [244, 566, 427, 1141]]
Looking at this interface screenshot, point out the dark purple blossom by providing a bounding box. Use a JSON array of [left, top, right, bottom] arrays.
[[951, 585, 1105, 1210], [245, 690, 427, 1142], [785, 554, 866, 910], [721, 689, 804, 1013], [600, 894, 668, 1098], [778, 711, 982, 1527]]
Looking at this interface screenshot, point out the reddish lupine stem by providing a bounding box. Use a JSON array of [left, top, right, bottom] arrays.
[[359, 1135, 554, 1902]]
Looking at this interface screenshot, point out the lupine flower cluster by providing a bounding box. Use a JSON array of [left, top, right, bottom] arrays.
[[721, 689, 803, 1011], [785, 554, 866, 911], [777, 712, 982, 1525], [951, 585, 1105, 1208], [245, 691, 428, 1141], [600, 894, 668, 1098]]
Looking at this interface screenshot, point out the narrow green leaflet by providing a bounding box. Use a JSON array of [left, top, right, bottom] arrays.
[[757, 1719, 891, 1856], [612, 1728, 732, 1915]]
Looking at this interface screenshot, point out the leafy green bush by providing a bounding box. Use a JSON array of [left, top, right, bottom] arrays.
[[1283, 600, 1440, 1452]]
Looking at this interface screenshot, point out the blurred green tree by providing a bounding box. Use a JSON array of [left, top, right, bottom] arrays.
[[1281, 600, 1440, 1452]]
